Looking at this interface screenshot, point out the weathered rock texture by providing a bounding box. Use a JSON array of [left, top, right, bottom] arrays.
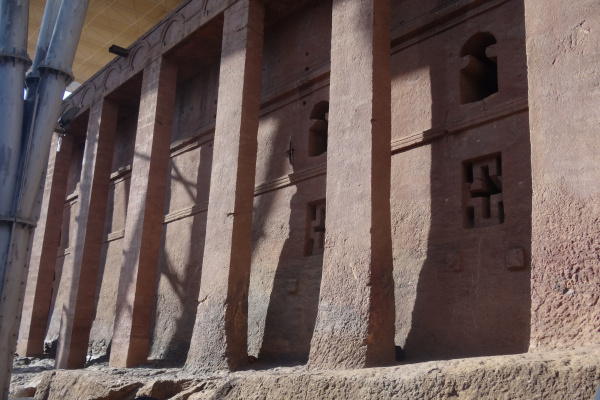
[[307, 0, 395, 369], [13, 0, 600, 396], [10, 348, 600, 399], [523, 0, 600, 351], [55, 99, 118, 369], [185, 0, 264, 372], [110, 56, 178, 368], [18, 133, 73, 357]]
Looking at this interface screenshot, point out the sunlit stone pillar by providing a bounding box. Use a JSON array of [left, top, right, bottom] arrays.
[[307, 0, 395, 369], [17, 132, 73, 357], [55, 99, 117, 369], [109, 57, 177, 368], [185, 0, 264, 372]]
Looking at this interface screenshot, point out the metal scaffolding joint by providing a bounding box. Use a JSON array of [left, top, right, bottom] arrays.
[[0, 215, 37, 229], [37, 63, 75, 85], [0, 50, 32, 68]]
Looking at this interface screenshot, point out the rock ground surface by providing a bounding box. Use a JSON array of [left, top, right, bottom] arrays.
[[10, 348, 600, 399]]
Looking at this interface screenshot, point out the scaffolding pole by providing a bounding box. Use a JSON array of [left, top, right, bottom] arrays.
[[0, 0, 90, 398]]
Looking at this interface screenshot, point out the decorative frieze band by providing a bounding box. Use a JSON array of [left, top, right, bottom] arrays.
[[64, 0, 505, 122], [63, 0, 238, 113]]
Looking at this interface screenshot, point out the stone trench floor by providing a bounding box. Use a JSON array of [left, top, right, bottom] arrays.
[[9, 347, 600, 400]]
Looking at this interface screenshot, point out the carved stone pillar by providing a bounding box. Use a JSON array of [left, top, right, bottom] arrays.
[[307, 0, 396, 369], [109, 57, 177, 368], [17, 132, 73, 357], [55, 99, 117, 369], [185, 0, 264, 372]]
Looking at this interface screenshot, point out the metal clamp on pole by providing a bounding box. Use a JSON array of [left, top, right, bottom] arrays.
[[0, 215, 37, 228], [0, 49, 32, 68], [37, 62, 75, 85]]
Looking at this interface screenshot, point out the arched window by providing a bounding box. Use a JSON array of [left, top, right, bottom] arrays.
[[308, 101, 329, 157], [460, 32, 498, 104]]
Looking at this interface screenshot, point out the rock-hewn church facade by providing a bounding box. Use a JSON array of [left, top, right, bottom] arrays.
[[16, 0, 600, 376]]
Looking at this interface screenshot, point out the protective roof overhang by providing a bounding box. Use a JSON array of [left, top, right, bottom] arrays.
[[28, 0, 182, 86]]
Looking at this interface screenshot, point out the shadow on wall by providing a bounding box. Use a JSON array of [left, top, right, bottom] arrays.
[[148, 139, 213, 364], [401, 14, 532, 361], [247, 97, 328, 366], [256, 189, 325, 365]]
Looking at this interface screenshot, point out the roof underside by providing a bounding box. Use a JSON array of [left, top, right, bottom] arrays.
[[28, 0, 183, 85]]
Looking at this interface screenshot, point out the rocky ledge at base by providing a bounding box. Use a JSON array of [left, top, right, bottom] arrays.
[[10, 348, 600, 400]]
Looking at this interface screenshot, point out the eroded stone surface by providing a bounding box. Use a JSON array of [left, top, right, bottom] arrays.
[[10, 349, 600, 400], [184, 0, 265, 372], [307, 0, 395, 370], [14, 0, 600, 387], [524, 0, 600, 352]]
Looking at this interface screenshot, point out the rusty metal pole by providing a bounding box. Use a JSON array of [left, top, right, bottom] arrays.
[[0, 0, 90, 397]]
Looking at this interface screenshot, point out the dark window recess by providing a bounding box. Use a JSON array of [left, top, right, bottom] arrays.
[[308, 101, 329, 157], [460, 32, 498, 104], [305, 200, 326, 256], [463, 153, 504, 228]]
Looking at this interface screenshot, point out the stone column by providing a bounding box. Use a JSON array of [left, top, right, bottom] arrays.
[[55, 99, 118, 369], [185, 0, 264, 372], [17, 132, 73, 357], [524, 0, 600, 350], [307, 0, 395, 369], [109, 57, 177, 368]]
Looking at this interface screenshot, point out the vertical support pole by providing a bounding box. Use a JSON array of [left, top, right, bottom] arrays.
[[185, 0, 264, 372], [109, 57, 177, 368], [55, 99, 117, 369], [0, 11, 31, 393], [17, 133, 73, 357], [307, 0, 395, 369], [0, 0, 30, 294]]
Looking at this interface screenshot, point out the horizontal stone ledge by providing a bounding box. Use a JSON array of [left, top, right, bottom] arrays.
[[254, 163, 327, 196], [259, 62, 331, 116], [58, 97, 527, 224], [57, 247, 73, 258], [170, 127, 215, 158], [163, 202, 209, 224], [391, 0, 510, 53], [103, 229, 125, 243], [109, 165, 132, 183], [392, 96, 528, 153], [65, 190, 79, 203]]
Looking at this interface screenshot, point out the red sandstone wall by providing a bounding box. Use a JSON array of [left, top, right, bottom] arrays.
[[248, 0, 331, 363], [44, 139, 85, 351], [144, 58, 219, 361], [32, 0, 599, 366], [390, 0, 531, 360], [524, 0, 600, 351], [87, 112, 137, 356]]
